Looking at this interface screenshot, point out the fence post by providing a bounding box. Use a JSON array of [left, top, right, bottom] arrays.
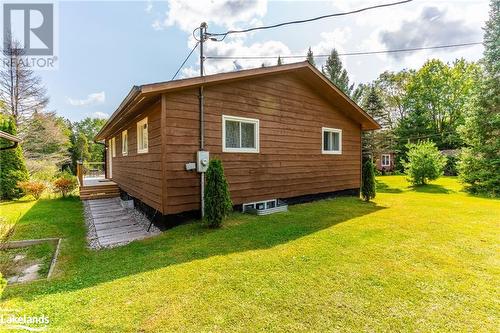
[[76, 161, 83, 186]]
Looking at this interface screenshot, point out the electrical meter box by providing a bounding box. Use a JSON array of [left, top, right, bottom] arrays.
[[197, 151, 209, 173]]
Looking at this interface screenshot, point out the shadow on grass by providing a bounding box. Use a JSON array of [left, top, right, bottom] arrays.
[[3, 196, 384, 301], [411, 184, 454, 194], [376, 180, 403, 194]]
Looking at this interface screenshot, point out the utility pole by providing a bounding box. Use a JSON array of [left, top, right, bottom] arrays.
[[199, 22, 207, 219]]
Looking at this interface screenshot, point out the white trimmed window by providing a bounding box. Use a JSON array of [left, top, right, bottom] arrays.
[[122, 130, 128, 156], [322, 127, 342, 154], [222, 115, 259, 153], [111, 137, 116, 157], [381, 154, 391, 167], [137, 117, 148, 154]]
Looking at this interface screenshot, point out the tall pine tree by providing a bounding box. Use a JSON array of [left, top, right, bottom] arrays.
[[306, 47, 315, 67], [277, 56, 283, 66], [361, 85, 386, 158], [458, 0, 500, 196], [322, 49, 354, 96]]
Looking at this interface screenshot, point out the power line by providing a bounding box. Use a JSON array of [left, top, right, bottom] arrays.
[[206, 0, 413, 40], [171, 41, 200, 81], [205, 42, 483, 60]]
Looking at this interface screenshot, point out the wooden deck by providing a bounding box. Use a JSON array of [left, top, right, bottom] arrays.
[[80, 177, 120, 200]]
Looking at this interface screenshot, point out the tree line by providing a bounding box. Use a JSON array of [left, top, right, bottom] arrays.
[[300, 0, 498, 196], [1, 0, 498, 199], [0, 41, 106, 199]]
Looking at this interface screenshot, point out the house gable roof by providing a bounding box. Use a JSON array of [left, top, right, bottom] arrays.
[[95, 61, 380, 141]]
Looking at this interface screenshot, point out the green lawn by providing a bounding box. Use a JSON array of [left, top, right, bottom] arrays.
[[0, 176, 498, 332]]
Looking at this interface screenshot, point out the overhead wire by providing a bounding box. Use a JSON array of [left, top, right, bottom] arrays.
[[205, 42, 483, 60], [171, 41, 200, 81]]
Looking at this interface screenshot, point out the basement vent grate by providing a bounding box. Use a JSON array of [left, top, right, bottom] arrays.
[[242, 199, 288, 216]]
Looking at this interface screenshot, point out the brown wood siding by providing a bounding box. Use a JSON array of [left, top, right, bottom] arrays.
[[105, 100, 163, 212], [164, 73, 362, 214], [376, 152, 396, 171]]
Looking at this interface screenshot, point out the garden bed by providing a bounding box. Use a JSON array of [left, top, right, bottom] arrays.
[[0, 238, 60, 284]]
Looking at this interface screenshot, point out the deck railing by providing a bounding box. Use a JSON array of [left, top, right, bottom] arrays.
[[77, 161, 106, 186]]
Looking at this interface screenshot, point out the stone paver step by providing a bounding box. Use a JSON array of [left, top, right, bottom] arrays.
[[84, 198, 158, 249], [96, 225, 145, 237]]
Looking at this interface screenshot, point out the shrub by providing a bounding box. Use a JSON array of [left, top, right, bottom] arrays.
[[443, 155, 459, 176], [0, 116, 29, 200], [53, 173, 78, 197], [361, 159, 376, 201], [204, 159, 232, 228], [17, 180, 47, 200], [403, 141, 447, 185]]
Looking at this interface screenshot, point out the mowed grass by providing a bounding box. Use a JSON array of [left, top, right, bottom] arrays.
[[0, 176, 498, 332]]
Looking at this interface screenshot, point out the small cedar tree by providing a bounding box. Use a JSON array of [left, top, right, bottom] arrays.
[[204, 159, 232, 228], [361, 159, 376, 201]]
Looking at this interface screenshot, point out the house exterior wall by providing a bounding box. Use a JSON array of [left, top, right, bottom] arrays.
[[162, 73, 362, 214], [105, 101, 163, 212], [375, 152, 395, 172]]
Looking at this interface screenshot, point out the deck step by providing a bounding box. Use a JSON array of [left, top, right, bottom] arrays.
[[80, 182, 120, 200], [81, 193, 120, 200]]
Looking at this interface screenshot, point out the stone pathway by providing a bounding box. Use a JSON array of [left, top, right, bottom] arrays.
[[84, 198, 160, 249]]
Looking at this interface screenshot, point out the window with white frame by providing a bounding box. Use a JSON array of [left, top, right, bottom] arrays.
[[111, 137, 116, 157], [222, 115, 259, 153], [137, 117, 148, 154], [122, 130, 128, 156], [322, 127, 342, 154], [381, 154, 391, 167]]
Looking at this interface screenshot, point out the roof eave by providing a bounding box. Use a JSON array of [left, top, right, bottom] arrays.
[[95, 61, 381, 140]]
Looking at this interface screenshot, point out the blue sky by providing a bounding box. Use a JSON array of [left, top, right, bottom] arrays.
[[29, 0, 489, 122]]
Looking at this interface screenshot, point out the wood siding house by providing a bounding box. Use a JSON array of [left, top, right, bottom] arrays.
[[95, 62, 379, 223], [375, 152, 396, 172]]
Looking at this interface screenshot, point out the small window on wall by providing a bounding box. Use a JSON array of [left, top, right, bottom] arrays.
[[222, 115, 259, 153], [122, 130, 128, 156], [111, 137, 116, 157], [381, 154, 391, 167], [322, 127, 342, 154], [137, 117, 148, 154]]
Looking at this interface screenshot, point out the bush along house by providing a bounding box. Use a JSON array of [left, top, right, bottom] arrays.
[[93, 62, 380, 228]]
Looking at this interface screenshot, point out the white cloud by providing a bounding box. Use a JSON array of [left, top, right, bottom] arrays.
[[308, 27, 352, 67], [145, 0, 153, 13], [67, 91, 105, 107], [91, 111, 109, 119], [154, 0, 267, 32], [162, 0, 487, 85], [180, 38, 291, 78]]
